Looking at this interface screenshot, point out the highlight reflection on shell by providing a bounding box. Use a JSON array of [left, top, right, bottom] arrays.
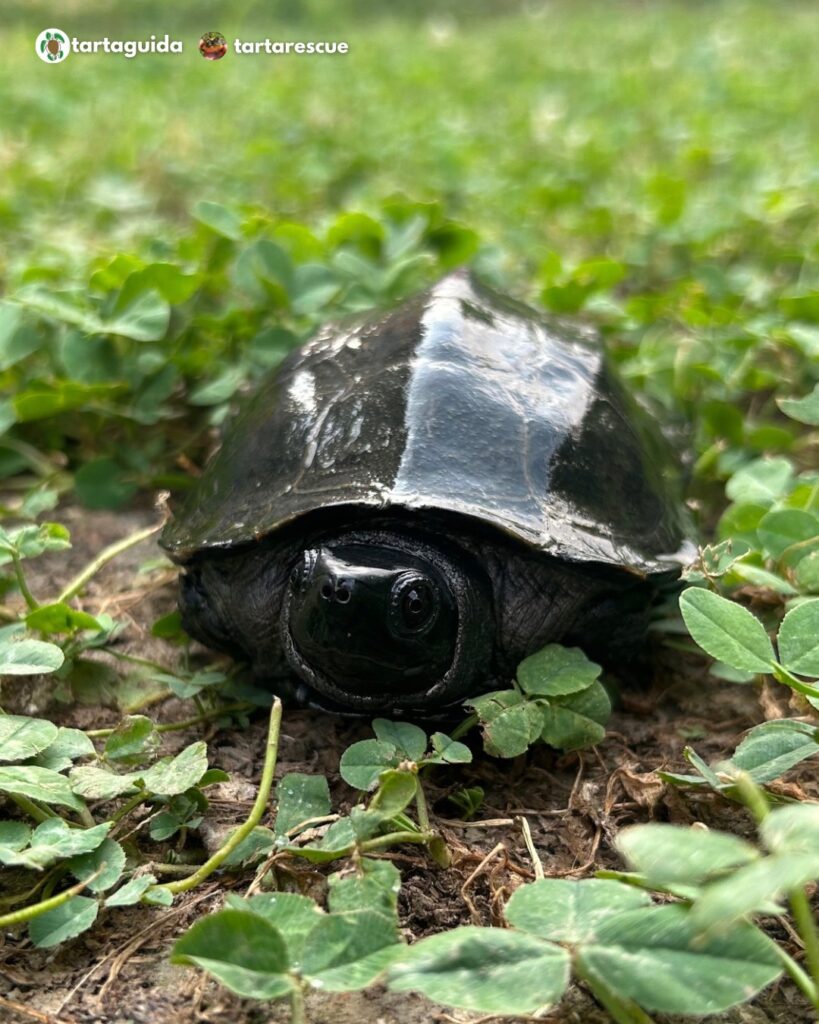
[[162, 270, 694, 576]]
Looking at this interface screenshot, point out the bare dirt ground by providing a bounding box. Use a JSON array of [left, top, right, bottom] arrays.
[[1, 506, 817, 1024]]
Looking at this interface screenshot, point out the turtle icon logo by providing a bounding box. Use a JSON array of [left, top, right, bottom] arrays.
[[199, 31, 228, 60], [36, 28, 69, 63]]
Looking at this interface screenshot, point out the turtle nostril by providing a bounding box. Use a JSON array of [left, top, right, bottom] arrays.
[[319, 580, 334, 601], [289, 566, 300, 589], [336, 583, 351, 604]]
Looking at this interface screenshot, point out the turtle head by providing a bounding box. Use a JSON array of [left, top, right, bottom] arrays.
[[281, 533, 492, 712]]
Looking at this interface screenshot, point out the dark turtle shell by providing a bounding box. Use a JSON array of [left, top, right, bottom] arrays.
[[161, 271, 693, 573]]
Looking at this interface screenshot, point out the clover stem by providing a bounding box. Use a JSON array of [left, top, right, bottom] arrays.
[[358, 830, 436, 854], [41, 867, 63, 901], [150, 862, 203, 876], [149, 698, 282, 897], [290, 981, 307, 1024], [732, 771, 769, 824], [731, 776, 819, 1006], [85, 702, 253, 738], [12, 551, 39, 610], [153, 703, 254, 733], [577, 965, 657, 1024], [56, 522, 161, 604], [0, 865, 105, 929], [450, 713, 477, 741], [110, 789, 152, 826], [389, 811, 419, 833], [732, 776, 819, 1007], [124, 688, 174, 714], [790, 887, 819, 1007], [776, 941, 819, 1009], [105, 649, 177, 672], [771, 662, 819, 701], [415, 782, 430, 833], [76, 802, 97, 828], [0, 865, 59, 908], [0, 437, 58, 477], [10, 794, 53, 824]]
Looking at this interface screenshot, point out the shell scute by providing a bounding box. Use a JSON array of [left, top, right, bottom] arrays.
[[161, 271, 692, 572]]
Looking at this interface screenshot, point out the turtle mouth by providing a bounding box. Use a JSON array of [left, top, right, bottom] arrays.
[[281, 624, 465, 713]]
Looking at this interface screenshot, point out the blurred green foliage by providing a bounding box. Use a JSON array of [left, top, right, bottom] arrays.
[[0, 0, 817, 541]]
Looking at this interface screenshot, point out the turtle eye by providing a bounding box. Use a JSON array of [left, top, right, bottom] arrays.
[[389, 574, 439, 636]]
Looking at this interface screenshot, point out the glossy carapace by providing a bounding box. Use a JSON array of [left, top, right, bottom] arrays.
[[162, 271, 693, 714]]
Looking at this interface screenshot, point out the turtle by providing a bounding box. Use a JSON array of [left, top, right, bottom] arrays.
[[160, 270, 694, 716]]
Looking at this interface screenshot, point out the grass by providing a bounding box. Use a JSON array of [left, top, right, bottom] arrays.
[[4, 2, 819, 274], [2, 2, 817, 485]]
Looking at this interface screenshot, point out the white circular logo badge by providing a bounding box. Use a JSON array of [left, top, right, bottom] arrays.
[[36, 28, 69, 63]]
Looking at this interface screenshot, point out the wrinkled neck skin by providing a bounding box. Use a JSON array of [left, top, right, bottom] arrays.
[[280, 525, 493, 714]]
